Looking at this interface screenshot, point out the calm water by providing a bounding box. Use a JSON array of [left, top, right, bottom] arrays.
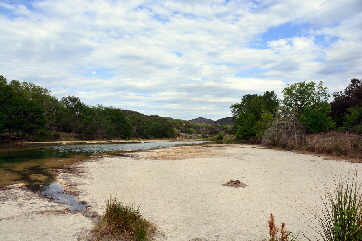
[[0, 141, 207, 188], [0, 141, 206, 165], [0, 140, 207, 211]]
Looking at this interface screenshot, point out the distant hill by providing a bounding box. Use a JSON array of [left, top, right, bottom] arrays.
[[121, 110, 234, 126], [189, 117, 234, 126], [189, 117, 215, 124], [215, 117, 234, 125]]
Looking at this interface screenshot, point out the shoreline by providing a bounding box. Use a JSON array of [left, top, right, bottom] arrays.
[[1, 144, 361, 240]]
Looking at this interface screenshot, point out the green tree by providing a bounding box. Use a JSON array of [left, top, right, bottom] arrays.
[[282, 81, 334, 133], [60, 96, 89, 138], [0, 76, 46, 140], [331, 78, 362, 128], [231, 91, 279, 140], [343, 104, 362, 133], [127, 114, 176, 139], [102, 106, 132, 139], [254, 110, 275, 137]]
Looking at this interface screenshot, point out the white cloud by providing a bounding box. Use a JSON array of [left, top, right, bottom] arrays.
[[0, 0, 361, 120]]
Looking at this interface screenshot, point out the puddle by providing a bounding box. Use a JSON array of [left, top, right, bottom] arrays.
[[40, 182, 87, 212]]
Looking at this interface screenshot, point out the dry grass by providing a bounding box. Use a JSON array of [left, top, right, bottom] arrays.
[[268, 214, 291, 241], [263, 131, 362, 162], [302, 131, 362, 162], [131, 144, 225, 160]]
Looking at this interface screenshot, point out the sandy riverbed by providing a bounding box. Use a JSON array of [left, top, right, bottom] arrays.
[[1, 144, 361, 240]]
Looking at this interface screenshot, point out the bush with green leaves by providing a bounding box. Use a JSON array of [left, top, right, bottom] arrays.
[[312, 171, 362, 241], [93, 197, 155, 241], [282, 80, 335, 134], [344, 104, 362, 134], [331, 78, 362, 128], [231, 91, 279, 140]]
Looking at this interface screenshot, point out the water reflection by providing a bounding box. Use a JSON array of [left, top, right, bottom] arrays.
[[5, 164, 56, 191], [0, 141, 208, 188]]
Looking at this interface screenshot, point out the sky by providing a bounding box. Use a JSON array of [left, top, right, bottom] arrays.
[[1, 0, 361, 120]]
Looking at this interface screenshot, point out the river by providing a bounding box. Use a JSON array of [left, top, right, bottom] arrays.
[[0, 140, 208, 211], [0, 140, 207, 189]]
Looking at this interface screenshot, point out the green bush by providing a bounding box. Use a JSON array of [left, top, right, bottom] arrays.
[[93, 197, 155, 241], [314, 171, 362, 241]]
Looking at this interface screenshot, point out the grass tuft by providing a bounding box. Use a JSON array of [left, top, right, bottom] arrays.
[[92, 197, 156, 241], [313, 171, 362, 241]]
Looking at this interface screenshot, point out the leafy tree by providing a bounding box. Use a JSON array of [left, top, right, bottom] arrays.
[[231, 91, 279, 140], [101, 106, 132, 139], [282, 81, 334, 133], [343, 104, 362, 133], [127, 114, 176, 139], [331, 78, 362, 128], [60, 96, 89, 138], [0, 75, 10, 134], [254, 110, 275, 137], [0, 76, 46, 139]]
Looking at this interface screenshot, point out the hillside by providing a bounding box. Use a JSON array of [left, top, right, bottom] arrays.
[[189, 117, 233, 126]]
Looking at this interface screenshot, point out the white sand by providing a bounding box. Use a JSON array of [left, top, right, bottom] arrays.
[[0, 184, 93, 241], [72, 144, 362, 240], [1, 144, 361, 240]]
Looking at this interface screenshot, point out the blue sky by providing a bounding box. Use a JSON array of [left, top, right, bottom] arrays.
[[1, 0, 361, 120]]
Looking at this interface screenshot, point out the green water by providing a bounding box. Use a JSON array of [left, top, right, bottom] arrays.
[[0, 141, 207, 189]]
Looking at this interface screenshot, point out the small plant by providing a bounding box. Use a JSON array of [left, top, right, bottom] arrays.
[[216, 133, 224, 141], [92, 197, 156, 241], [313, 171, 362, 241], [268, 213, 291, 241]]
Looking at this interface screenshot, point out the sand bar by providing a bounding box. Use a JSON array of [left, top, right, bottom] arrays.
[[1, 144, 361, 240]]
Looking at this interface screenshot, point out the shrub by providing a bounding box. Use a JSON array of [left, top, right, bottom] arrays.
[[262, 113, 305, 149], [312, 171, 362, 241], [92, 197, 156, 241], [216, 133, 224, 140]]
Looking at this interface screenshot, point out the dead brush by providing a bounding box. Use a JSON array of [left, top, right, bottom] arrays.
[[268, 214, 291, 241], [304, 131, 362, 161]]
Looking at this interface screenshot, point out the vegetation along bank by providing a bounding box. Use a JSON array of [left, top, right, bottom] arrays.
[[230, 78, 362, 160], [0, 75, 232, 142], [1, 74, 361, 160]]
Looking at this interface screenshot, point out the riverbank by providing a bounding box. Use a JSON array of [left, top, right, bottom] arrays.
[[1, 144, 361, 240]]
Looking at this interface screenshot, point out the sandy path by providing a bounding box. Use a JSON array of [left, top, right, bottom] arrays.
[[69, 144, 361, 240], [1, 144, 361, 240]]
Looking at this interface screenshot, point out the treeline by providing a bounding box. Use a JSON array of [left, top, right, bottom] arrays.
[[0, 75, 231, 142], [231, 78, 362, 149], [123, 110, 232, 140]]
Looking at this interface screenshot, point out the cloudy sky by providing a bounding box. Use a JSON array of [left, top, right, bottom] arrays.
[[1, 0, 361, 120]]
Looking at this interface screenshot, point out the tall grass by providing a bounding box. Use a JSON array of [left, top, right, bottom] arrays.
[[312, 171, 362, 240], [92, 197, 156, 241], [304, 131, 362, 161], [263, 131, 362, 162]]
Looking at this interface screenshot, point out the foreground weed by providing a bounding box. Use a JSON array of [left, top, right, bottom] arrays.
[[92, 197, 156, 241], [311, 171, 362, 241], [268, 213, 292, 241]]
